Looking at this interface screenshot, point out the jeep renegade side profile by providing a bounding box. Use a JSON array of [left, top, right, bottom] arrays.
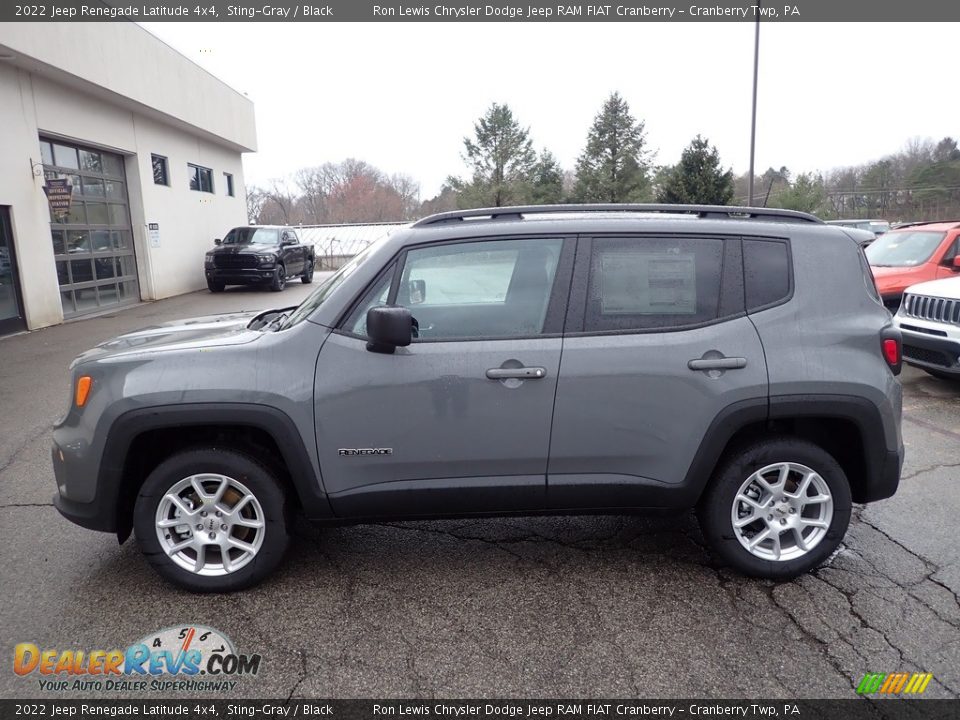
[[52, 205, 904, 592]]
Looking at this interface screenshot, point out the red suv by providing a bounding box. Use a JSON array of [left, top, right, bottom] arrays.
[[866, 221, 960, 308]]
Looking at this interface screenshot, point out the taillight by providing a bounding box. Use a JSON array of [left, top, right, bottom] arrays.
[[880, 331, 902, 375], [882, 338, 899, 365]]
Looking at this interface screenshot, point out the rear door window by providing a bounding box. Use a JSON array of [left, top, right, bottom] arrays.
[[581, 237, 725, 332]]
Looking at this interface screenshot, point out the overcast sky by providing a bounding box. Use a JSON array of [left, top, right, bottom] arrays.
[[141, 22, 959, 201]]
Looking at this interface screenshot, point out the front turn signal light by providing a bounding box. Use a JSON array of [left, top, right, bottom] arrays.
[[75, 375, 92, 408]]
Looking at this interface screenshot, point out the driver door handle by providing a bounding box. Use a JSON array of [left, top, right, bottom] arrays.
[[687, 357, 747, 371], [486, 367, 547, 380]]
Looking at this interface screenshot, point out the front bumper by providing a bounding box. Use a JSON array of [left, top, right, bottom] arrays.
[[51, 442, 116, 533], [205, 268, 276, 285], [899, 326, 960, 375]]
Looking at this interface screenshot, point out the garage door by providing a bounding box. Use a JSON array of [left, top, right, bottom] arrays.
[[40, 138, 140, 317]]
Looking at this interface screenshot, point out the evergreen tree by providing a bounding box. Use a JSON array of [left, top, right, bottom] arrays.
[[449, 103, 536, 208], [776, 173, 828, 215], [657, 135, 734, 205], [574, 92, 652, 202], [530, 149, 564, 205]]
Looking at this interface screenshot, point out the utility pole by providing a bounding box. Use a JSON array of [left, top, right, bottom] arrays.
[[748, 4, 761, 206]]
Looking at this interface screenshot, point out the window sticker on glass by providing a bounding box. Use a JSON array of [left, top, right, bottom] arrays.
[[600, 251, 697, 315]]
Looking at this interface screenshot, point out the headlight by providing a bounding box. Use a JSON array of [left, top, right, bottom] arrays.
[[257, 254, 277, 267], [204, 255, 215, 267]]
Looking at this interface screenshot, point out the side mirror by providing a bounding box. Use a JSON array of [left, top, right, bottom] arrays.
[[281, 235, 295, 246], [214, 238, 222, 246], [366, 306, 413, 354], [952, 256, 960, 270], [409, 279, 426, 305]]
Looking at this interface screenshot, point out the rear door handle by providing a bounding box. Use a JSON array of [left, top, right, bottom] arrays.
[[486, 367, 547, 380], [687, 357, 747, 371]]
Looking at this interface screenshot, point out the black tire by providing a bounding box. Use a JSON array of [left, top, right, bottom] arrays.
[[269, 264, 286, 292], [133, 448, 292, 592], [696, 437, 851, 580], [207, 279, 225, 293], [301, 258, 315, 284]]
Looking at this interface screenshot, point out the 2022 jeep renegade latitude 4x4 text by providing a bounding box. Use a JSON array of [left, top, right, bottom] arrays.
[[52, 205, 904, 592]]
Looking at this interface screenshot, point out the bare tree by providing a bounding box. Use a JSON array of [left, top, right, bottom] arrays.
[[245, 186, 267, 224], [259, 178, 297, 225], [387, 173, 421, 219]]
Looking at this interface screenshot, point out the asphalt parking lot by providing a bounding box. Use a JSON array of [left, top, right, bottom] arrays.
[[1, 284, 958, 700]]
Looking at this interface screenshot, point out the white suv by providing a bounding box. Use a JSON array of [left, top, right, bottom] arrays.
[[895, 277, 960, 380]]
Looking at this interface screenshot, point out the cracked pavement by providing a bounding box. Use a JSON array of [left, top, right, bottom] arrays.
[[0, 285, 958, 700]]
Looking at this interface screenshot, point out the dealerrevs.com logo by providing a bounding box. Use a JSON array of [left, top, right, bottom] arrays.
[[13, 625, 261, 693]]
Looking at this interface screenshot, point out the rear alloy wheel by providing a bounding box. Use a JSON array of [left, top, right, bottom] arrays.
[[697, 438, 851, 579], [269, 264, 286, 292], [134, 448, 291, 592], [301, 259, 315, 284]]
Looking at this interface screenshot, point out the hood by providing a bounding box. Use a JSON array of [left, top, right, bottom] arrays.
[[869, 265, 917, 278], [209, 244, 278, 255], [903, 276, 960, 300], [843, 228, 876, 246], [72, 311, 264, 366]]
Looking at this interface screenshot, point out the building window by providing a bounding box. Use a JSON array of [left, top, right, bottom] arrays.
[[188, 164, 213, 193], [224, 172, 235, 197], [151, 155, 169, 186]]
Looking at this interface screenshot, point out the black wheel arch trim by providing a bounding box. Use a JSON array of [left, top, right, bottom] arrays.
[[683, 393, 901, 505], [767, 394, 901, 503], [680, 397, 768, 505], [100, 403, 334, 541]]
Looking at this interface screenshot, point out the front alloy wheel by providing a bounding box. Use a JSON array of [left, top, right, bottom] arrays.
[[697, 437, 851, 579], [134, 448, 291, 592], [155, 474, 265, 576]]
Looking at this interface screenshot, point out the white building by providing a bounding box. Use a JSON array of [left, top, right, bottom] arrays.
[[0, 23, 256, 335]]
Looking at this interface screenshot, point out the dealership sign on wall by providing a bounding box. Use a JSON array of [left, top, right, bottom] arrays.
[[43, 178, 73, 219]]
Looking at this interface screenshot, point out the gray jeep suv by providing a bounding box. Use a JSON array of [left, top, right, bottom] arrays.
[[52, 205, 904, 592]]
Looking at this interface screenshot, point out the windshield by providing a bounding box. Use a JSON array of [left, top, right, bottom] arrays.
[[223, 227, 279, 245], [279, 243, 379, 329], [865, 231, 946, 267]]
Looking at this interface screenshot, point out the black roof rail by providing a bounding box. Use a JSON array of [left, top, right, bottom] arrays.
[[412, 204, 825, 228]]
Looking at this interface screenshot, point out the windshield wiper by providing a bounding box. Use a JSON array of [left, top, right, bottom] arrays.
[[264, 312, 289, 331], [246, 307, 295, 331]]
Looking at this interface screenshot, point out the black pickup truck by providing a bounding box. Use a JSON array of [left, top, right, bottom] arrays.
[[204, 225, 315, 292]]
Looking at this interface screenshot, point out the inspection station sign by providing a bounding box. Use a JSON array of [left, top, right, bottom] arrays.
[[42, 178, 73, 219]]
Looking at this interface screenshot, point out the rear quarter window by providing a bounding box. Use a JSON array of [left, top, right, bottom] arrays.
[[743, 239, 791, 311]]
